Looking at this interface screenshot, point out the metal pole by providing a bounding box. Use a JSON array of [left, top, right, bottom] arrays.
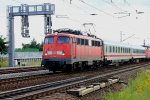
[[8, 7, 15, 67]]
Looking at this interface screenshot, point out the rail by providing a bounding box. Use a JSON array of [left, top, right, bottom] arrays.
[[0, 63, 149, 99]]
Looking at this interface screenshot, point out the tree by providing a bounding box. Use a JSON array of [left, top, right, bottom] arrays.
[[0, 35, 7, 54], [22, 38, 43, 51]]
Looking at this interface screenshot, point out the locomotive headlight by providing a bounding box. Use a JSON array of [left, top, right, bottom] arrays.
[[45, 50, 52, 55], [45, 53, 48, 55], [57, 51, 65, 55], [47, 51, 52, 55]]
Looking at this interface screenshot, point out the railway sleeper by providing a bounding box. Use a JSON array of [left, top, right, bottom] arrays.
[[67, 77, 119, 97]]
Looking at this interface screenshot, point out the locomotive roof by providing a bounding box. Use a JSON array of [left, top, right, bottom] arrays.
[[103, 40, 145, 50], [46, 33, 102, 41]]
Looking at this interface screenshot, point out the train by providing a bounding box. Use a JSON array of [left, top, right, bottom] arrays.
[[41, 29, 150, 72]]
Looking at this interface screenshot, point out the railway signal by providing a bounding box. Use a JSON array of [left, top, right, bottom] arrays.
[[7, 3, 55, 67]]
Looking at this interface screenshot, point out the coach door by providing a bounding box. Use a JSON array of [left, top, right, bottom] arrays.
[[71, 37, 76, 58]]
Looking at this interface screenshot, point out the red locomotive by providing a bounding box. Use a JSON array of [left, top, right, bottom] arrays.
[[41, 29, 150, 72]]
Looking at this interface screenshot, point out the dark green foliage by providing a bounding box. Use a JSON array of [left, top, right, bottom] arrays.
[[21, 38, 43, 51], [15, 48, 39, 52], [0, 35, 7, 54]]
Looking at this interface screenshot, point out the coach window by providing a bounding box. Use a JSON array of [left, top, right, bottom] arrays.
[[44, 36, 54, 44], [81, 39, 84, 45], [133, 49, 136, 53], [109, 46, 112, 53], [120, 47, 122, 53], [92, 40, 94, 46], [98, 41, 100, 46], [113, 46, 115, 53], [120, 47, 121, 53], [116, 47, 117, 53], [107, 46, 110, 53], [94, 41, 96, 46], [97, 41, 99, 46], [124, 48, 126, 53], [77, 38, 81, 45], [85, 39, 89, 46], [105, 46, 107, 53]]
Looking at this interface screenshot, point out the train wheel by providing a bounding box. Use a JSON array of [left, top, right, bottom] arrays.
[[70, 65, 75, 72], [53, 70, 56, 73], [79, 63, 83, 71], [65, 64, 74, 72], [115, 62, 119, 67], [52, 66, 56, 73]]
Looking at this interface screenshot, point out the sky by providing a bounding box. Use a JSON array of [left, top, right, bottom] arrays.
[[0, 0, 150, 48]]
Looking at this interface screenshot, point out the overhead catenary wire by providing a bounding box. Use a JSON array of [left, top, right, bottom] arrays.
[[81, 0, 141, 34], [61, 0, 140, 35], [102, 0, 131, 18], [102, 0, 128, 13], [79, 0, 117, 18]]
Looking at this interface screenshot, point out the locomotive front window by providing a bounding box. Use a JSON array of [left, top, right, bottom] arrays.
[[44, 36, 54, 44], [57, 36, 70, 43]]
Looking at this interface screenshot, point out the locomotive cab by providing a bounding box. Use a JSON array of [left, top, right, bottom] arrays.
[[41, 34, 75, 72]]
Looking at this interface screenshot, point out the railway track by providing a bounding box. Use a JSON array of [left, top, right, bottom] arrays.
[[0, 63, 146, 92], [0, 62, 149, 100], [0, 66, 45, 75]]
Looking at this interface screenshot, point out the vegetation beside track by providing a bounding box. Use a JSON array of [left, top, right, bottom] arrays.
[[105, 68, 150, 100], [0, 57, 8, 67], [17, 61, 41, 66], [0, 57, 41, 67]]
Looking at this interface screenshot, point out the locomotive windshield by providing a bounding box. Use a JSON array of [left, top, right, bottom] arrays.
[[44, 36, 54, 44], [57, 36, 70, 43]]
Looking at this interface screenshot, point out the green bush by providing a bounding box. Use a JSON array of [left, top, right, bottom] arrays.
[[15, 48, 39, 52]]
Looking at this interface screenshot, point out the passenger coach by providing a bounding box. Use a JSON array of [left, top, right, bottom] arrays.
[[103, 41, 146, 66]]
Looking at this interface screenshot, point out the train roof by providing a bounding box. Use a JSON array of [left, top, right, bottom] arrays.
[[103, 40, 145, 50], [46, 33, 102, 41]]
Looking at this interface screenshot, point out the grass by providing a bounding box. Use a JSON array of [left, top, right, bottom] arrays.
[[0, 57, 8, 68], [0, 57, 41, 67], [105, 69, 150, 100], [17, 61, 41, 66]]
